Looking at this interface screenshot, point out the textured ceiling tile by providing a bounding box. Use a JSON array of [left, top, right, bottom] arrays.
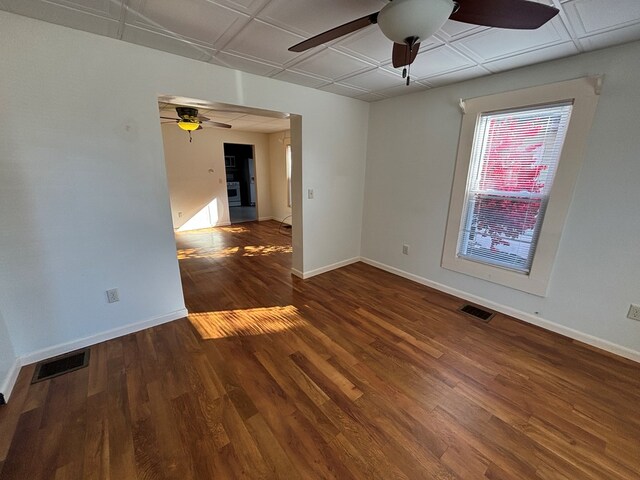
[[3, 0, 121, 37], [563, 0, 640, 37], [437, 19, 488, 41], [319, 83, 369, 98], [271, 70, 330, 89], [224, 19, 304, 65], [342, 68, 404, 91], [335, 27, 394, 64], [214, 0, 270, 15], [31, 0, 121, 18], [5, 0, 640, 101], [579, 22, 640, 50], [483, 42, 580, 73], [454, 18, 570, 62], [122, 25, 214, 60], [214, 51, 280, 76], [419, 65, 490, 87], [355, 92, 387, 102], [291, 48, 374, 80], [128, 0, 248, 47], [375, 81, 430, 99], [257, 0, 385, 36], [396, 45, 475, 79]]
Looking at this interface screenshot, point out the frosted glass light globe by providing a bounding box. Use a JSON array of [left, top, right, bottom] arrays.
[[377, 0, 454, 44]]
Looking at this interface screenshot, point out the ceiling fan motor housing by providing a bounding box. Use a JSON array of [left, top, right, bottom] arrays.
[[176, 106, 199, 121], [378, 0, 454, 44]]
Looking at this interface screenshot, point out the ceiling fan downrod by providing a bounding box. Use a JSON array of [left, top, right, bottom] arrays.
[[404, 36, 419, 85]]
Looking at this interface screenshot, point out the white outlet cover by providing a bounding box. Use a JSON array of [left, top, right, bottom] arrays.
[[106, 288, 119, 303], [627, 304, 640, 321]]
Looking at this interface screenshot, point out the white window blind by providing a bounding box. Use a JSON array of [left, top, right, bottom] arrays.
[[457, 102, 573, 273]]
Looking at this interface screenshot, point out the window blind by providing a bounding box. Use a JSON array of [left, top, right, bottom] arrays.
[[457, 102, 573, 273]]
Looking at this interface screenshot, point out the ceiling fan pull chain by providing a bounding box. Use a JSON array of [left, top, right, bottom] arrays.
[[406, 64, 411, 86], [402, 67, 407, 79], [189, 131, 193, 143]]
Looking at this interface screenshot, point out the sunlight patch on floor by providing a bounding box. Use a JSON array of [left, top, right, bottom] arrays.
[[189, 306, 306, 339], [177, 245, 291, 260], [219, 225, 250, 234], [243, 245, 292, 256], [177, 246, 239, 260]]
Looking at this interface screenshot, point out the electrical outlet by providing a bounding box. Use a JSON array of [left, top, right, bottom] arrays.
[[308, 188, 314, 199], [106, 288, 119, 303], [402, 244, 409, 255], [627, 304, 640, 321]]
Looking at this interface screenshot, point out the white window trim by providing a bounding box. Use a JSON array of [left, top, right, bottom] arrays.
[[285, 140, 292, 208], [442, 76, 601, 296]]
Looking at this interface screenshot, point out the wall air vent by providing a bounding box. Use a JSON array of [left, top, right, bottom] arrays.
[[31, 349, 90, 383], [459, 304, 495, 322]]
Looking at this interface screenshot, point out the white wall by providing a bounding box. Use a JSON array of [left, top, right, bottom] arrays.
[[0, 309, 17, 397], [0, 11, 369, 365], [162, 125, 272, 229], [362, 40, 640, 357], [269, 131, 292, 225]]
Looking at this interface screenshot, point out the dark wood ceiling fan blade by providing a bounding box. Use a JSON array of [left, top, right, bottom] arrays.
[[451, 0, 559, 29], [288, 12, 379, 52], [196, 125, 203, 131], [197, 115, 210, 121], [392, 42, 421, 68], [204, 121, 232, 129], [160, 116, 179, 120]]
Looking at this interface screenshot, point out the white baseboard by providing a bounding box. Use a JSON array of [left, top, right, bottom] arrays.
[[258, 216, 274, 222], [19, 308, 188, 367], [359, 257, 640, 363], [0, 358, 22, 402], [1, 308, 188, 404], [296, 257, 360, 280]]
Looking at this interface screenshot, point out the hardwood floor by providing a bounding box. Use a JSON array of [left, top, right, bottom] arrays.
[[1, 220, 639, 479]]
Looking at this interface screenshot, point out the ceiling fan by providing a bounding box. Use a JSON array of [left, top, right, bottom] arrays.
[[289, 0, 559, 85], [161, 106, 231, 142]]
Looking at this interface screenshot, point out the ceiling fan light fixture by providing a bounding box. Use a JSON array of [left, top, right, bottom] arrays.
[[377, 0, 454, 44], [178, 120, 200, 131]]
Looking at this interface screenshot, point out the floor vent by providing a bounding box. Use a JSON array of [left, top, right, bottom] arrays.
[[32, 349, 90, 384], [459, 304, 495, 322]]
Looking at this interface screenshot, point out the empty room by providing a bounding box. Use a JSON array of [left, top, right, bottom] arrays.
[[1, 0, 639, 479]]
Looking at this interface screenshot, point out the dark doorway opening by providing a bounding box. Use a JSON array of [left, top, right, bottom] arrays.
[[224, 143, 257, 224]]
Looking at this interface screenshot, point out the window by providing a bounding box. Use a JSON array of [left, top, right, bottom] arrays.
[[457, 103, 572, 274], [442, 77, 601, 296], [286, 143, 292, 207]]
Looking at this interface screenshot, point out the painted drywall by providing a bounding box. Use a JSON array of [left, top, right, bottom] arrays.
[[0, 309, 17, 396], [269, 131, 292, 225], [362, 40, 640, 355], [0, 10, 369, 360], [162, 126, 272, 229]]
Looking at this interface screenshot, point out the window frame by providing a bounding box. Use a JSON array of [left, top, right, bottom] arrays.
[[442, 77, 601, 296], [285, 141, 292, 208]]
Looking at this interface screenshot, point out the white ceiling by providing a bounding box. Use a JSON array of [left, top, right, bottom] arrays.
[[3, 0, 640, 102]]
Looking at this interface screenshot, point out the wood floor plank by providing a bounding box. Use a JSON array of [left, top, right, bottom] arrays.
[[1, 220, 638, 479]]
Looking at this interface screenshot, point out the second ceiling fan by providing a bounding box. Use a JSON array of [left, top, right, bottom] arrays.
[[289, 0, 560, 85], [161, 107, 232, 142]]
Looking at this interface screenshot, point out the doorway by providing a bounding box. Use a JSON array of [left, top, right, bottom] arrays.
[[224, 143, 257, 224]]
